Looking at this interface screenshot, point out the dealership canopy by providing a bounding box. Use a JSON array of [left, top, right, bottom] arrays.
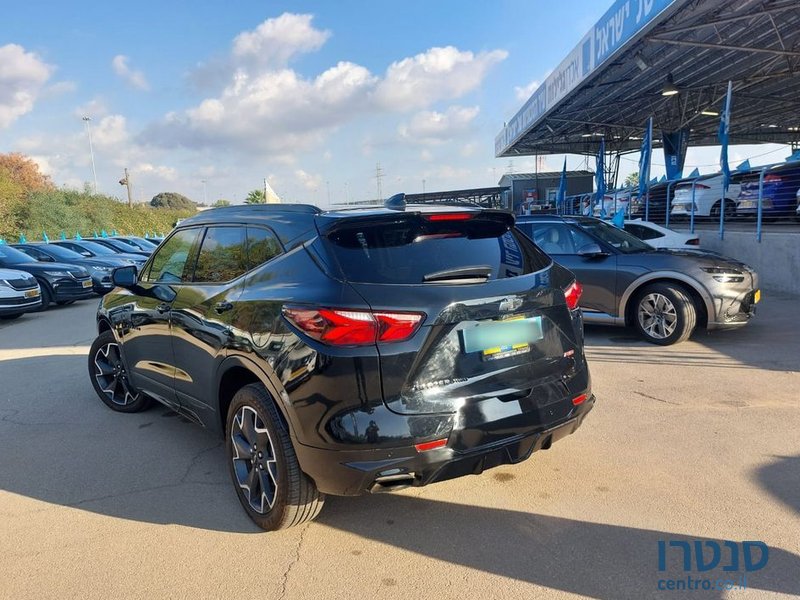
[[495, 0, 800, 157]]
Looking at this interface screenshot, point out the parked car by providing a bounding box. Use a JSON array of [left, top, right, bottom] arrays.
[[671, 174, 740, 218], [12, 243, 129, 294], [52, 240, 147, 268], [593, 190, 634, 217], [0, 245, 94, 309], [89, 202, 595, 530], [736, 162, 800, 219], [114, 236, 159, 251], [0, 268, 41, 320], [629, 181, 671, 223], [515, 215, 759, 345], [88, 237, 152, 257], [622, 220, 700, 249]]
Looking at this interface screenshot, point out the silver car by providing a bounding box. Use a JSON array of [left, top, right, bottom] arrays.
[[516, 216, 759, 345]]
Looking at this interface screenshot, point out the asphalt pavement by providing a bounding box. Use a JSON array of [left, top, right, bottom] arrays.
[[1, 296, 798, 599]]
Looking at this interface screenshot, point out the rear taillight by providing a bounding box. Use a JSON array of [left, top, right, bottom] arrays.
[[564, 281, 582, 311], [282, 307, 424, 346], [686, 238, 700, 246], [695, 183, 711, 189], [764, 174, 783, 183], [423, 213, 474, 222], [415, 438, 448, 452], [572, 393, 588, 406]]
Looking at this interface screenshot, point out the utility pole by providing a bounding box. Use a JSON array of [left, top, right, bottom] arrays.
[[82, 116, 98, 193], [119, 168, 133, 207], [263, 178, 268, 203], [375, 162, 384, 201]]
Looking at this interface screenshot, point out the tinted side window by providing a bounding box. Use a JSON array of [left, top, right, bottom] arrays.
[[527, 223, 595, 255], [246, 227, 282, 269], [20, 247, 46, 260], [193, 226, 247, 283], [144, 228, 201, 283]]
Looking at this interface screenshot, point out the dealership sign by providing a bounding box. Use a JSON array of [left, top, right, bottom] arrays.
[[496, 0, 679, 156]]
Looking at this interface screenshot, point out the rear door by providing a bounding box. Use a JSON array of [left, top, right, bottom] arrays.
[[318, 211, 583, 421], [517, 221, 618, 316]]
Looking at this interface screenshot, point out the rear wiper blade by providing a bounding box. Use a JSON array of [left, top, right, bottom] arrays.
[[423, 265, 492, 283]]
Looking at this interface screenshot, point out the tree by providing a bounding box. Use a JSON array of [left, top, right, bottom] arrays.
[[0, 153, 54, 191], [623, 171, 639, 189], [212, 199, 231, 207], [150, 192, 196, 210], [245, 189, 266, 204]]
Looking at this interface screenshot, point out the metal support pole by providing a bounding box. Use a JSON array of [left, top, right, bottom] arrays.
[[689, 178, 699, 234], [82, 116, 98, 193], [757, 167, 767, 243], [665, 181, 675, 228]]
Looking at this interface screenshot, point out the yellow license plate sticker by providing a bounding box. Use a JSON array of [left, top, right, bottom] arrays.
[[24, 289, 40, 298], [82, 280, 93, 288]]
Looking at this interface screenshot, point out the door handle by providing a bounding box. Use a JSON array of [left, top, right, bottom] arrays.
[[214, 301, 234, 314], [156, 303, 171, 314]]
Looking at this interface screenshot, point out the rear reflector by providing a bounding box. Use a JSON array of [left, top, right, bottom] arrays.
[[572, 393, 588, 406], [686, 238, 700, 246], [564, 281, 583, 310], [283, 307, 424, 346], [423, 213, 474, 222], [414, 438, 448, 452]]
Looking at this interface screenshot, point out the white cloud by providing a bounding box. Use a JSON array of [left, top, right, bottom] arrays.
[[0, 44, 53, 128], [375, 46, 507, 111], [92, 115, 129, 147], [135, 162, 177, 181], [74, 98, 109, 119], [111, 55, 149, 90], [294, 168, 322, 191], [514, 79, 540, 102], [399, 105, 480, 143], [232, 13, 330, 67], [146, 19, 506, 155]]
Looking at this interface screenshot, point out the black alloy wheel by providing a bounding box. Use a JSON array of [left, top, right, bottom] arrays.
[[88, 330, 152, 412]]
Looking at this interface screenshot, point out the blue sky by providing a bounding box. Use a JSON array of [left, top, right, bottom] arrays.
[[0, 1, 789, 206]]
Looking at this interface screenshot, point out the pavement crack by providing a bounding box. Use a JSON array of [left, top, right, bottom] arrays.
[[179, 442, 223, 484], [633, 390, 680, 405], [279, 524, 310, 600]]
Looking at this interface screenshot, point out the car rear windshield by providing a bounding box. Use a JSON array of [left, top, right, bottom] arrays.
[[322, 215, 551, 284]]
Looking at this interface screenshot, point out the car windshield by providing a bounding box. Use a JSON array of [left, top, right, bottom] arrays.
[[81, 240, 120, 255], [0, 245, 35, 264], [103, 239, 140, 252], [578, 220, 654, 253], [41, 244, 85, 261]]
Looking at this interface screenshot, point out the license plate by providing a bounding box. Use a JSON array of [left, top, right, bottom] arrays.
[[754, 289, 761, 304], [461, 316, 543, 360], [738, 200, 756, 209], [24, 289, 40, 298], [82, 280, 93, 288]]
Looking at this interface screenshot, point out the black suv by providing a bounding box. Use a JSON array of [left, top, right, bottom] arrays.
[[89, 202, 595, 530]]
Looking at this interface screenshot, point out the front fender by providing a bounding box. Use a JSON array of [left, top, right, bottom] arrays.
[[618, 271, 715, 326]]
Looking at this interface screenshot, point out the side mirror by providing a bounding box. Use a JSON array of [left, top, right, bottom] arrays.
[[112, 265, 138, 288], [577, 243, 608, 258]]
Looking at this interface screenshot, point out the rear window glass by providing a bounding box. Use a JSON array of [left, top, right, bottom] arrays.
[[323, 217, 550, 284]]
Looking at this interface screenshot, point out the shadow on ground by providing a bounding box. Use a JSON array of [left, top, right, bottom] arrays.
[[755, 454, 800, 516]]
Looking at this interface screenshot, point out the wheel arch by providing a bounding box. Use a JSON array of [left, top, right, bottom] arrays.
[[215, 355, 292, 438], [620, 272, 713, 328]]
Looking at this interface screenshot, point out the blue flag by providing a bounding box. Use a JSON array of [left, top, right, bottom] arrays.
[[93, 230, 99, 238], [557, 158, 567, 210], [611, 208, 625, 229], [0, 238, 5, 245], [638, 117, 653, 204], [688, 168, 700, 178], [101, 229, 108, 238], [719, 80, 733, 194], [112, 229, 118, 236], [735, 159, 750, 172], [19, 234, 27, 243], [595, 139, 606, 218], [42, 231, 49, 243], [60, 231, 66, 240], [75, 232, 82, 240]]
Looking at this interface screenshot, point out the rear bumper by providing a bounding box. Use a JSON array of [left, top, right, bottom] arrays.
[[294, 395, 595, 496]]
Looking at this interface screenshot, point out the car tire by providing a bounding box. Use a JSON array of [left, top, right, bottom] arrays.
[[37, 282, 52, 311], [56, 300, 75, 306], [0, 313, 22, 321], [226, 383, 324, 531], [88, 330, 153, 412], [633, 283, 696, 345], [710, 199, 736, 219]]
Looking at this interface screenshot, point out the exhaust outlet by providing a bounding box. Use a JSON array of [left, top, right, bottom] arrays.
[[368, 473, 415, 493]]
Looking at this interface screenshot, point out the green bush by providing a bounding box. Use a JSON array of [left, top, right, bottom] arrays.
[[150, 191, 196, 210], [0, 188, 196, 241]]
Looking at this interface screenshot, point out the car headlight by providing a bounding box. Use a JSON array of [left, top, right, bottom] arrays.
[[701, 266, 744, 283], [43, 270, 71, 277]]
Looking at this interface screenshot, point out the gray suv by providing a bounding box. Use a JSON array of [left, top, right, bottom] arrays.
[[516, 216, 759, 345]]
